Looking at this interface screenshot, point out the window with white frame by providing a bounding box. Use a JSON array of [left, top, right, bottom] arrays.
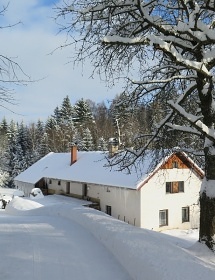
[[182, 207, 190, 223], [159, 209, 168, 226]]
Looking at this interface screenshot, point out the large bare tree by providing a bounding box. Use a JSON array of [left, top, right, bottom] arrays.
[[56, 0, 215, 250]]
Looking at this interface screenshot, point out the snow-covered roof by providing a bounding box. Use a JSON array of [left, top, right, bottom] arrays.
[[14, 150, 204, 190], [14, 151, 150, 189]]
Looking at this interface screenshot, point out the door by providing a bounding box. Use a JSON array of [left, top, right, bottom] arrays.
[[83, 183, 88, 198], [66, 182, 70, 194]]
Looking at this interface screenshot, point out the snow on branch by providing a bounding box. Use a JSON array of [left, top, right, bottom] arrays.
[[166, 123, 201, 135], [168, 101, 199, 123], [168, 101, 215, 142], [103, 33, 211, 77], [131, 75, 196, 85], [103, 35, 148, 45], [148, 35, 211, 76], [195, 120, 215, 140]]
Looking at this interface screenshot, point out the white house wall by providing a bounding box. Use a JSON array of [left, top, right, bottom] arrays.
[[14, 181, 35, 197], [48, 179, 141, 226], [48, 179, 82, 196], [140, 168, 201, 231], [87, 183, 140, 226]]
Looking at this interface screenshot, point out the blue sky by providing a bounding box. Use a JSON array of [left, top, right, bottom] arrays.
[[0, 0, 123, 123]]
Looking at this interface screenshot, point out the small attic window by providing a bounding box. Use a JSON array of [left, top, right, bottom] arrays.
[[49, 179, 52, 184], [58, 180, 61, 186], [172, 161, 178, 168]]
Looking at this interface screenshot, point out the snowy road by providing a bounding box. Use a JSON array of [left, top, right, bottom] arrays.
[[0, 212, 131, 280], [1, 195, 215, 280]]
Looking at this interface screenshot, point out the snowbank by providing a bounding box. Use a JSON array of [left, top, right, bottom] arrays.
[[29, 188, 44, 199], [5, 195, 215, 280]]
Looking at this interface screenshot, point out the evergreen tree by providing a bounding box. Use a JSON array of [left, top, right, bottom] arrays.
[[60, 95, 74, 124], [74, 98, 95, 127], [0, 168, 9, 188], [98, 137, 108, 151], [5, 121, 19, 187], [34, 120, 49, 159], [38, 132, 50, 157], [0, 117, 8, 134], [52, 106, 62, 125], [59, 96, 76, 150], [0, 118, 8, 171], [82, 128, 94, 151], [36, 119, 44, 136], [12, 141, 25, 178], [46, 119, 75, 153], [72, 130, 82, 150], [45, 117, 59, 152], [46, 116, 57, 130], [17, 121, 34, 167], [46, 97, 76, 152]]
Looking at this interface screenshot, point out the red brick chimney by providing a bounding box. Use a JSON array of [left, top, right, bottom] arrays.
[[70, 146, 77, 165]]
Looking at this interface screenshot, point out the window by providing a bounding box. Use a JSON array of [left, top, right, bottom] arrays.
[[49, 179, 52, 184], [182, 207, 190, 223], [172, 161, 178, 168], [166, 181, 184, 193], [159, 210, 168, 226], [58, 180, 61, 186], [106, 205, 112, 216]]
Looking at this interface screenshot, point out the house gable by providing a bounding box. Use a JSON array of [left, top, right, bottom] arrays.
[[137, 151, 204, 190], [160, 153, 189, 170], [160, 152, 204, 179]]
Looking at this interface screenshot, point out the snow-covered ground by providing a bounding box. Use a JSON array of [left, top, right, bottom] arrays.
[[1, 195, 215, 280]]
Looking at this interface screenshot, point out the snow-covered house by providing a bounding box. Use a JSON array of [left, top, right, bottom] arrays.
[[14, 146, 203, 231]]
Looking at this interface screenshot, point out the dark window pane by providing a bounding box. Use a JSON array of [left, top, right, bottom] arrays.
[[179, 181, 184, 192], [159, 210, 168, 226], [166, 182, 171, 193], [182, 207, 189, 222]]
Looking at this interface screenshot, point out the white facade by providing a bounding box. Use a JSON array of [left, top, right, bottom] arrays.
[[140, 168, 201, 231], [45, 167, 201, 230], [15, 181, 35, 197]]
